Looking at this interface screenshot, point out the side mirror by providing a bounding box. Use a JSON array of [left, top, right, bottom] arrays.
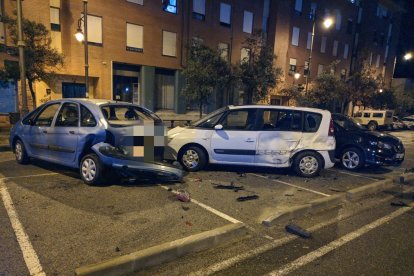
[[214, 124, 223, 130]]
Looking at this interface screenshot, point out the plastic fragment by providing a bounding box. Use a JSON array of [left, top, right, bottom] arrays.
[[182, 205, 190, 211], [214, 183, 244, 191], [390, 200, 408, 207], [177, 190, 191, 202], [237, 195, 259, 202], [285, 224, 312, 239]]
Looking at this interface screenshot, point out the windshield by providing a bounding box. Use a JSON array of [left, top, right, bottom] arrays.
[[191, 107, 227, 127], [101, 105, 162, 127], [334, 115, 366, 131]]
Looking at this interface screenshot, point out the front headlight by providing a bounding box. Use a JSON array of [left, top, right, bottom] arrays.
[[377, 141, 392, 150], [99, 145, 128, 157]]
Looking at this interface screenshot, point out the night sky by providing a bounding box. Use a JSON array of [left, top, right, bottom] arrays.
[[394, 0, 414, 78]]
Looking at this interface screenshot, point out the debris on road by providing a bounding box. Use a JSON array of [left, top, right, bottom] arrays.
[[237, 195, 259, 202], [285, 224, 312, 239], [390, 200, 409, 207], [181, 205, 190, 211], [214, 183, 244, 192], [115, 246, 121, 252], [284, 193, 294, 196], [167, 187, 173, 191], [177, 190, 191, 202]]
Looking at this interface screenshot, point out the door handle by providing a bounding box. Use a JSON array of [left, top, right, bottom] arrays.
[[69, 130, 75, 134]]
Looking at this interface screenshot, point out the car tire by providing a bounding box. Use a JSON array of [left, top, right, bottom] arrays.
[[179, 146, 207, 172], [80, 154, 104, 186], [340, 147, 365, 171], [367, 121, 378, 131], [14, 139, 29, 164], [293, 151, 323, 178]]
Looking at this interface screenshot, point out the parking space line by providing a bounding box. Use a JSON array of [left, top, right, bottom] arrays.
[[250, 173, 331, 197], [0, 179, 45, 276], [266, 206, 412, 276], [0, 173, 59, 180], [158, 185, 242, 224], [327, 169, 379, 181], [189, 195, 399, 276]]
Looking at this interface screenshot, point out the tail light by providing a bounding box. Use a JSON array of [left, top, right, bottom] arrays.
[[328, 118, 335, 136]]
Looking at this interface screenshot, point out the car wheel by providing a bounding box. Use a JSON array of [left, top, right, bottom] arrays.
[[367, 121, 377, 131], [14, 139, 29, 164], [80, 154, 103, 185], [293, 151, 322, 178], [179, 146, 207, 172], [341, 147, 365, 171]]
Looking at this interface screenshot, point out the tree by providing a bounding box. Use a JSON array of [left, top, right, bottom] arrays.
[[238, 31, 282, 104], [0, 14, 64, 108], [182, 42, 233, 118]]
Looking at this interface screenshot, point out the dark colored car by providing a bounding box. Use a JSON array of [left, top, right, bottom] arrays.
[[332, 114, 405, 171], [9, 99, 183, 185]]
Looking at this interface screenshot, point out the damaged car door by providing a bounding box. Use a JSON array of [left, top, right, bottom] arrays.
[[255, 109, 303, 166]]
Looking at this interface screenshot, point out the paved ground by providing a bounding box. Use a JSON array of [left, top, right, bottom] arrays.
[[0, 130, 413, 275]]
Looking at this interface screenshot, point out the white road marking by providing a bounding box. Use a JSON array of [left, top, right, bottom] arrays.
[[189, 195, 397, 276], [0, 179, 45, 276], [327, 169, 379, 181], [0, 172, 59, 180], [250, 173, 331, 197], [266, 206, 412, 276], [158, 185, 242, 224]]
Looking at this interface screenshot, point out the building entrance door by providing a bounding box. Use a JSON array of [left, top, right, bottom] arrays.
[[155, 69, 175, 110]]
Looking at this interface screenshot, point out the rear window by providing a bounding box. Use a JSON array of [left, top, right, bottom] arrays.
[[373, 113, 384, 118], [303, 112, 322, 132], [101, 105, 161, 127], [363, 113, 371, 118], [354, 112, 362, 118]]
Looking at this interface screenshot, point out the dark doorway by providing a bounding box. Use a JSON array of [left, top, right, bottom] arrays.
[[113, 63, 140, 104], [62, 83, 86, 98]]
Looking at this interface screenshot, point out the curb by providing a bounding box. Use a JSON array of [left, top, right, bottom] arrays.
[[263, 173, 412, 227], [74, 223, 247, 276]]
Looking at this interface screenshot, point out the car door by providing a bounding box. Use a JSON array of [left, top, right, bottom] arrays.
[[255, 109, 303, 166], [27, 103, 61, 158], [48, 102, 80, 165], [210, 109, 258, 164]]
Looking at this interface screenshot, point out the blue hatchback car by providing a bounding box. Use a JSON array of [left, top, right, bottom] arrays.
[[9, 99, 183, 185]]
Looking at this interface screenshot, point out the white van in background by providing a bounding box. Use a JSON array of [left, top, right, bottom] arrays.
[[165, 105, 336, 178]]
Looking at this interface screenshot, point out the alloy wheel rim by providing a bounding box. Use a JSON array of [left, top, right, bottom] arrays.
[[81, 158, 97, 181], [299, 156, 318, 175], [15, 143, 22, 161], [342, 151, 360, 169], [182, 150, 199, 169]]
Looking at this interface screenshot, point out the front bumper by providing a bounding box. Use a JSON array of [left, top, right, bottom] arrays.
[[92, 143, 183, 181], [365, 148, 405, 166]]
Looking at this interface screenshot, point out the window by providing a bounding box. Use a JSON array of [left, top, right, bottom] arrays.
[[193, 0, 205, 20], [220, 3, 231, 27], [306, 32, 312, 49], [81, 105, 97, 127], [292, 27, 300, 46], [163, 0, 177, 14], [304, 61, 309, 76], [260, 110, 302, 131], [22, 110, 39, 125], [241, 47, 250, 63], [218, 42, 229, 61], [343, 44, 349, 59], [363, 113, 371, 118], [294, 0, 302, 15], [50, 7, 60, 31], [221, 110, 257, 131], [289, 58, 297, 73], [333, 40, 338, 56], [310, 3, 317, 19], [376, 54, 381, 68], [320, 36, 327, 53], [376, 4, 388, 18], [346, 18, 353, 34], [317, 64, 324, 75], [373, 113, 384, 118], [243, 11, 253, 33], [34, 104, 60, 127], [56, 103, 79, 127], [127, 0, 143, 4], [335, 10, 341, 30], [81, 14, 103, 45], [162, 30, 177, 57], [303, 112, 322, 132], [126, 23, 143, 52]]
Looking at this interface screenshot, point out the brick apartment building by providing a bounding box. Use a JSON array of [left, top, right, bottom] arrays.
[[0, 0, 405, 123]]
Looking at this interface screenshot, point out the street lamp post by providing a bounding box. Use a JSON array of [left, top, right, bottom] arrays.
[[304, 16, 334, 94], [75, 0, 89, 98], [16, 0, 28, 116]]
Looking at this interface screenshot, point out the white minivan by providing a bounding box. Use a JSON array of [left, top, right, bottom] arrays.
[[166, 105, 336, 177]]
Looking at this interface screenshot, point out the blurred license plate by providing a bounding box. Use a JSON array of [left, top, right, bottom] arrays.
[[396, 153, 404, 159]]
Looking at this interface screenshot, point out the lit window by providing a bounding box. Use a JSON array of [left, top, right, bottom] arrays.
[[307, 32, 312, 49], [243, 11, 253, 34], [162, 30, 177, 57], [289, 58, 297, 73], [292, 27, 300, 46], [343, 44, 349, 59], [193, 0, 205, 20], [218, 42, 229, 61], [50, 7, 60, 31], [295, 0, 302, 15], [335, 10, 341, 30], [220, 3, 231, 27], [126, 23, 143, 52], [81, 14, 103, 45], [162, 0, 177, 14], [376, 55, 381, 68]]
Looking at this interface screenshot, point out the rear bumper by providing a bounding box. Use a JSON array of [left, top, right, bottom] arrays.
[[319, 150, 336, 169]]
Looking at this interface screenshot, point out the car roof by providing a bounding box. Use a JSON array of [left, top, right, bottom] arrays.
[[45, 98, 133, 108], [228, 105, 329, 114]]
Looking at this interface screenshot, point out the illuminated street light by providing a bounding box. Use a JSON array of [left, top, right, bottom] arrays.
[[294, 73, 301, 80], [75, 28, 84, 42], [404, 52, 412, 61], [379, 89, 383, 93], [323, 18, 334, 29]]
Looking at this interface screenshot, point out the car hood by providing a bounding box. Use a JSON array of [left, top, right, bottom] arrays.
[[362, 130, 401, 144], [168, 126, 187, 136]]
